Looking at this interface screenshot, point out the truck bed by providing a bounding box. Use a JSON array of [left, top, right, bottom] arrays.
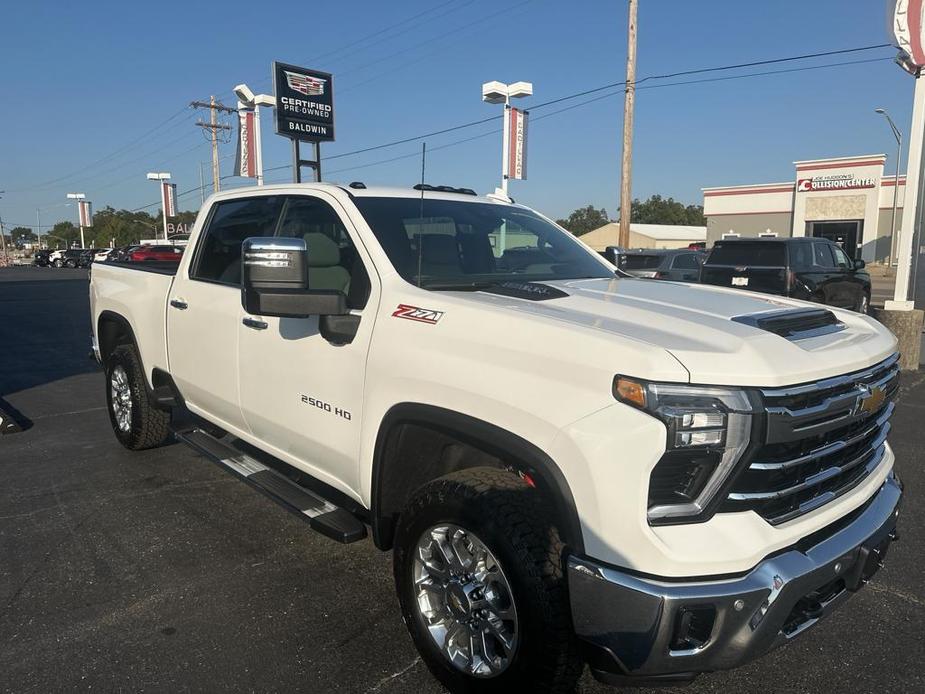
[[90, 261, 177, 385]]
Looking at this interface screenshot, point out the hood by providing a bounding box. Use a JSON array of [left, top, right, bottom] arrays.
[[451, 278, 896, 387]]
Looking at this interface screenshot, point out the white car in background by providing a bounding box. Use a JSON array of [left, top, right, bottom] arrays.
[[94, 248, 114, 263]]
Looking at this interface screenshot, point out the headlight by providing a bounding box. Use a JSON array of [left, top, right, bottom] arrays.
[[614, 377, 757, 525]]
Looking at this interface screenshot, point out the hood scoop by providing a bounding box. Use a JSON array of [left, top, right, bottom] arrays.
[[482, 281, 570, 301], [731, 307, 846, 341]]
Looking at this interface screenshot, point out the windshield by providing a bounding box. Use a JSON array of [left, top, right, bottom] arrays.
[[352, 197, 614, 288]]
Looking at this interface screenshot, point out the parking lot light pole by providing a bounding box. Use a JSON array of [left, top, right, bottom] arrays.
[[481, 80, 533, 197], [876, 108, 903, 266], [65, 193, 86, 248], [146, 173, 171, 240], [234, 84, 275, 186]]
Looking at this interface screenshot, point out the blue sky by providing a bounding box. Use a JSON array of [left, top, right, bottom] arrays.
[[0, 0, 914, 231]]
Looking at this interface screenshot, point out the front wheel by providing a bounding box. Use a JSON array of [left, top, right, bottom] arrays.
[[393, 468, 583, 693], [52, 259, 63, 268], [105, 345, 171, 450]]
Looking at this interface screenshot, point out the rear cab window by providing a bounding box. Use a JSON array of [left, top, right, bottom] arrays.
[[621, 255, 663, 270], [705, 241, 786, 267]]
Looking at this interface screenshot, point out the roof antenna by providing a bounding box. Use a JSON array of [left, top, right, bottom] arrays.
[[416, 141, 426, 287]]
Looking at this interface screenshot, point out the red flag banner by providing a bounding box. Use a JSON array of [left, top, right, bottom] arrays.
[[78, 200, 93, 227], [162, 182, 177, 217], [235, 109, 257, 178], [506, 107, 529, 181]]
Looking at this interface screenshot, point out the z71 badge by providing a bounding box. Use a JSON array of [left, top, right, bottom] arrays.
[[392, 304, 445, 324]]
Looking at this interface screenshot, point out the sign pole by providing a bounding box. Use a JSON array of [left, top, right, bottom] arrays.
[[161, 184, 169, 241], [292, 140, 301, 183], [313, 142, 322, 182], [888, 74, 925, 309]]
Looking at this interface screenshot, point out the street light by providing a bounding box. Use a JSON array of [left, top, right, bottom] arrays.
[[234, 83, 275, 186], [65, 193, 87, 248], [146, 173, 171, 240], [875, 108, 904, 266], [482, 80, 533, 197]]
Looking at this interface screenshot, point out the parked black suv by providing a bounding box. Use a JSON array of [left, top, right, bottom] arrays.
[[700, 237, 871, 313], [32, 249, 52, 267], [55, 248, 96, 268]]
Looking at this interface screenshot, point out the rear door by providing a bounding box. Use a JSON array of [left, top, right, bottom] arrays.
[[167, 195, 285, 432], [700, 241, 788, 294]]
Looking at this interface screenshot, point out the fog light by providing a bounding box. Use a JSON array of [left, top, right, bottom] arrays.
[[670, 606, 716, 653]]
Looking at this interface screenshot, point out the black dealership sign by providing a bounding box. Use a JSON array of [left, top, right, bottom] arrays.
[[272, 62, 335, 141]]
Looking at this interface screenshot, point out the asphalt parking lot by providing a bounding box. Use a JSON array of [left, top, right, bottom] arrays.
[[1, 266, 924, 693]]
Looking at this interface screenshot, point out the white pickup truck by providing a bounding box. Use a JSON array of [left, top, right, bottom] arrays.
[[90, 183, 902, 692]]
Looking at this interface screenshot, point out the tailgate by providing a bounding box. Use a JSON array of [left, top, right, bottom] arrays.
[[700, 265, 788, 295]]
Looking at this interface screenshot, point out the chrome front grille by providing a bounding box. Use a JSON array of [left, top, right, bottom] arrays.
[[724, 354, 899, 525]]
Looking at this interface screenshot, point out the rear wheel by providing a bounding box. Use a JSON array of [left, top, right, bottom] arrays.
[[393, 468, 583, 693], [52, 258, 63, 268], [105, 345, 171, 450]]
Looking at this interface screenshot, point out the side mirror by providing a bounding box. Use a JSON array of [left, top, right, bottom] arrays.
[[241, 237, 348, 318], [853, 258, 866, 270]]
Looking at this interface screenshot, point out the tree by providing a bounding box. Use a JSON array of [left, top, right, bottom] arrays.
[[9, 227, 36, 247], [48, 221, 79, 248], [556, 205, 610, 236], [629, 195, 705, 226]]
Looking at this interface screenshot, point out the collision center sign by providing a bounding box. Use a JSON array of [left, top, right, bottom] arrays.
[[796, 174, 876, 192], [272, 62, 335, 141]]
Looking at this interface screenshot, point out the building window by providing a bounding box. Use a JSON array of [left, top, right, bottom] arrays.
[[759, 231, 778, 238], [722, 232, 740, 239]]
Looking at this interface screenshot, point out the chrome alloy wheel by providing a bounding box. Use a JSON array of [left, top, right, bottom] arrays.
[[110, 365, 132, 432], [412, 524, 518, 677]]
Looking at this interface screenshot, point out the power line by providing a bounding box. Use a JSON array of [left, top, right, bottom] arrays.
[[292, 54, 895, 181], [266, 43, 894, 169], [7, 106, 193, 193], [129, 44, 896, 210]]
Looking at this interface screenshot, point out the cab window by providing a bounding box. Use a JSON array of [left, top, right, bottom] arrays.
[[832, 246, 852, 269], [191, 196, 284, 285], [276, 196, 371, 309]]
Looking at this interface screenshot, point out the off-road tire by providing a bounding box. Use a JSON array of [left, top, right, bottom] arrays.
[[393, 468, 583, 693], [105, 344, 171, 450]]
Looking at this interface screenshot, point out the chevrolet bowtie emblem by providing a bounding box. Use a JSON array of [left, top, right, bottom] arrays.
[[855, 385, 886, 417]]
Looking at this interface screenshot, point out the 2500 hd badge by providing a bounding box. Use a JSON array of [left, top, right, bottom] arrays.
[[301, 394, 351, 421]]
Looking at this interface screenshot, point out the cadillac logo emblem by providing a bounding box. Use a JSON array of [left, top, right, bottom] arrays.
[[855, 384, 886, 417]]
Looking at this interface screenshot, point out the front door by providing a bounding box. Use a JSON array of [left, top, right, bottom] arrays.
[[237, 192, 378, 495], [167, 194, 285, 432], [810, 220, 860, 259]]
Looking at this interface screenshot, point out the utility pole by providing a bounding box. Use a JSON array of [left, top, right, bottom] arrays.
[[618, 0, 638, 249], [0, 191, 6, 256], [191, 96, 234, 194]]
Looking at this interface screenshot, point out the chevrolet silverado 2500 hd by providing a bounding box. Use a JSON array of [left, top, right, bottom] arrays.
[[89, 183, 902, 692]]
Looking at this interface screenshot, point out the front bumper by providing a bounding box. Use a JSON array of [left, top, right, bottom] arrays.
[[569, 473, 902, 685]]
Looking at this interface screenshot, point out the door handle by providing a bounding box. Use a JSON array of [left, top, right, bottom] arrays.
[[242, 317, 268, 330], [169, 298, 188, 310]]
